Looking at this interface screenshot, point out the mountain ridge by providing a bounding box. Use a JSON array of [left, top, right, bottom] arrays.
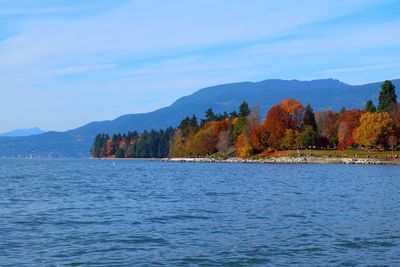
[[0, 127, 46, 137], [0, 78, 398, 158]]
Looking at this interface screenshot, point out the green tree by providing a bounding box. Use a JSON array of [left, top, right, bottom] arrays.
[[296, 125, 317, 148], [205, 108, 217, 121], [378, 80, 397, 112], [281, 129, 298, 149], [233, 101, 251, 138], [365, 100, 376, 113], [303, 104, 318, 131], [115, 148, 124, 158], [239, 101, 250, 118]]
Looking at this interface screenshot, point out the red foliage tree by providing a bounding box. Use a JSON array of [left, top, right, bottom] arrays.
[[315, 110, 339, 147], [337, 109, 364, 149]]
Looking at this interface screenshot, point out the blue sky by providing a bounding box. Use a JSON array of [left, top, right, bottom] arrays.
[[0, 0, 400, 132]]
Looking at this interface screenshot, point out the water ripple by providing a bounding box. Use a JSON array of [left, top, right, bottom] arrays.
[[0, 159, 399, 266]]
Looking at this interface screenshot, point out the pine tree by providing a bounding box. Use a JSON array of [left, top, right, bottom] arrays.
[[205, 108, 217, 121], [303, 104, 318, 132], [239, 101, 250, 118], [378, 80, 397, 112], [365, 100, 376, 113]]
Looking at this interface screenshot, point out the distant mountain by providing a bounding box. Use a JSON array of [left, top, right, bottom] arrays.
[[0, 78, 398, 158], [0, 127, 46, 137]]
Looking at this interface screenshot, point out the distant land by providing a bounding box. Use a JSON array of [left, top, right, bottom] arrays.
[[0, 78, 399, 158], [0, 127, 46, 137]]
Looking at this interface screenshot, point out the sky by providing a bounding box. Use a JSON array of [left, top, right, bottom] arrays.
[[0, 0, 400, 133]]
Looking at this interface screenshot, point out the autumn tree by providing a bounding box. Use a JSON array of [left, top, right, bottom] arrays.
[[279, 98, 304, 129], [216, 130, 230, 157], [378, 81, 397, 112], [170, 129, 188, 157], [235, 105, 265, 155], [236, 132, 253, 157], [189, 120, 229, 156], [263, 99, 304, 149], [281, 129, 298, 149], [264, 105, 288, 149], [106, 139, 114, 157], [337, 109, 364, 149], [388, 103, 400, 126], [315, 110, 338, 148], [251, 125, 269, 152], [354, 112, 395, 148]]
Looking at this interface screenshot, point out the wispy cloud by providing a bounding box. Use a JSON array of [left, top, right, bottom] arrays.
[[315, 61, 400, 75], [55, 64, 117, 75], [0, 0, 399, 132], [0, 7, 80, 16]]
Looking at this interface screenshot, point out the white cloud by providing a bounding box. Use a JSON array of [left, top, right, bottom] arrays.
[[55, 64, 117, 75], [315, 61, 400, 75], [0, 6, 81, 15], [0, 0, 399, 131]]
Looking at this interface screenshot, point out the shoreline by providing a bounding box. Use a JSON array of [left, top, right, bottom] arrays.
[[96, 156, 400, 165], [164, 156, 400, 165]]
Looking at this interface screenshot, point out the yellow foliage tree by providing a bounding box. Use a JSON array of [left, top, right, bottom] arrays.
[[281, 129, 298, 149], [235, 133, 253, 158], [354, 112, 395, 148]]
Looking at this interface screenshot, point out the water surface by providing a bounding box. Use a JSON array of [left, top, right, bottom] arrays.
[[0, 159, 399, 266]]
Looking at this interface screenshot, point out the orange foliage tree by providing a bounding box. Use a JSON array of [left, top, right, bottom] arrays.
[[190, 120, 230, 156], [263, 99, 304, 149], [235, 105, 265, 155], [106, 139, 114, 157], [236, 132, 253, 157]]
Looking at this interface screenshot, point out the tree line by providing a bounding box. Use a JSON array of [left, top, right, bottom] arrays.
[[91, 80, 399, 158], [91, 128, 174, 158]]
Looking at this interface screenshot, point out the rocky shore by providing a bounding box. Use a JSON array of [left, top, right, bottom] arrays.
[[165, 156, 400, 165]]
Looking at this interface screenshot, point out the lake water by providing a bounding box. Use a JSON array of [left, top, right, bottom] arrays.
[[0, 159, 399, 266]]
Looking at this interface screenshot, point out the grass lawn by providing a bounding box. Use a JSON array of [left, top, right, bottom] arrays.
[[256, 149, 400, 159]]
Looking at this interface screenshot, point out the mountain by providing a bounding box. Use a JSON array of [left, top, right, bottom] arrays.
[[0, 127, 46, 137], [0, 78, 398, 158]]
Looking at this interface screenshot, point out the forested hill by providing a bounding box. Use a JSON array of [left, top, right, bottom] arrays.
[[1, 78, 399, 158]]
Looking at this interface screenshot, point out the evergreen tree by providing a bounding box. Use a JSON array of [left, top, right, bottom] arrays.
[[229, 111, 238, 120], [378, 80, 397, 112], [91, 134, 102, 158], [365, 100, 376, 113], [179, 115, 199, 136], [91, 128, 174, 159], [303, 104, 318, 132], [239, 101, 250, 118], [205, 108, 217, 121], [233, 102, 251, 138], [115, 148, 124, 158], [190, 115, 199, 130]]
